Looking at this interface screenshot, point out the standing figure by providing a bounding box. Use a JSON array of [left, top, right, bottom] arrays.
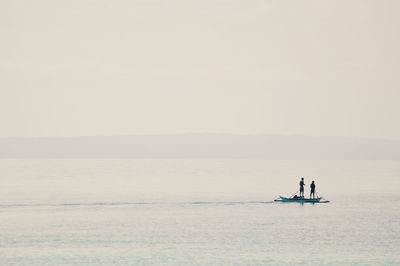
[[299, 178, 305, 198], [310, 181, 316, 199]]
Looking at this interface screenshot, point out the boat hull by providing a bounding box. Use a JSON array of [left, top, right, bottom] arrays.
[[275, 196, 329, 203]]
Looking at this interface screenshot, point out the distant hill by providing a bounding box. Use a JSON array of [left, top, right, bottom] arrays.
[[0, 134, 399, 159]]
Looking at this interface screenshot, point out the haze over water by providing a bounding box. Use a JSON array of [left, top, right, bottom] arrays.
[[1, 159, 399, 265], [2, 0, 400, 264]]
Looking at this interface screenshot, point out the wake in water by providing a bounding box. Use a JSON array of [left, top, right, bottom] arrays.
[[0, 201, 275, 208]]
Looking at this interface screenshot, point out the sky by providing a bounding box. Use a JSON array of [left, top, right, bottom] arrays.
[[1, 0, 399, 139]]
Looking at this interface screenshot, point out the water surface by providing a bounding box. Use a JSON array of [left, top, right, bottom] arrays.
[[0, 160, 399, 265]]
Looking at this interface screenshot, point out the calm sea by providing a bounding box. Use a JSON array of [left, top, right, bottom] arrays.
[[0, 159, 399, 265]]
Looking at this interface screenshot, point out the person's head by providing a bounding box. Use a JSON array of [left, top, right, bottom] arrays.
[[312, 181, 314, 183], [301, 178, 304, 180]]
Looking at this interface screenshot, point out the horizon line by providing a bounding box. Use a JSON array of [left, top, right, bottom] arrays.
[[0, 133, 399, 141]]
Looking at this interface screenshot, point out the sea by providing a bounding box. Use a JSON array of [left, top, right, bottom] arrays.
[[0, 159, 399, 265]]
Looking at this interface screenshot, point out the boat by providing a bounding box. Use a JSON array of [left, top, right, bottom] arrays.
[[274, 196, 330, 203]]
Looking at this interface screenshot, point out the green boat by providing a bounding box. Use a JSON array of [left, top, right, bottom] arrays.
[[274, 196, 330, 203]]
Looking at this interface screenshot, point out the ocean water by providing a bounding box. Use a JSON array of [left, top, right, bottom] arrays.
[[0, 159, 399, 265]]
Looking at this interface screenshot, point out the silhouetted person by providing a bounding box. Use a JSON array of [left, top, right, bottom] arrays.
[[310, 181, 316, 199], [299, 178, 305, 197]]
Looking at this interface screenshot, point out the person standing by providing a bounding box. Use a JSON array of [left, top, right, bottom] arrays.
[[310, 181, 316, 199], [299, 178, 305, 197]]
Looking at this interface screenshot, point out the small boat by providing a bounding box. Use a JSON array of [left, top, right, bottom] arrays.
[[274, 196, 330, 203]]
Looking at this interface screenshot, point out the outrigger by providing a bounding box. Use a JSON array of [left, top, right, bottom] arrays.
[[274, 196, 330, 203]]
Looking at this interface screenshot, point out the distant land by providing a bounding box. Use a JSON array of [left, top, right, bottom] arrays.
[[0, 134, 399, 159]]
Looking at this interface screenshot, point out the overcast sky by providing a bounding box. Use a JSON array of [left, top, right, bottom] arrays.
[[1, 0, 399, 139]]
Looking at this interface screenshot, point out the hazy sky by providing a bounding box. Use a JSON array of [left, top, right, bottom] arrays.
[[1, 0, 399, 139]]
